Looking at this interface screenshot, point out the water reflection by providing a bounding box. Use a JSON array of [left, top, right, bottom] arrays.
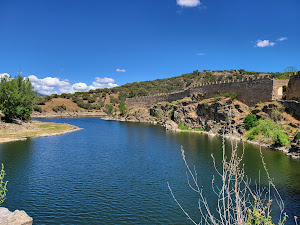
[[0, 118, 299, 224]]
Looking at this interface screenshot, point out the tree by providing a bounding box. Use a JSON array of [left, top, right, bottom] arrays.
[[105, 104, 114, 115], [0, 75, 36, 121], [284, 66, 298, 77], [119, 101, 127, 116]]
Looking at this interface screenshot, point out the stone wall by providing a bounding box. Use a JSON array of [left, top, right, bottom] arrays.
[[286, 72, 300, 100], [125, 78, 290, 107], [272, 79, 289, 100]]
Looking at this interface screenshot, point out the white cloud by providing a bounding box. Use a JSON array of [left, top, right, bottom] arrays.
[[3, 74, 121, 95], [277, 37, 287, 41], [196, 52, 206, 56], [95, 77, 115, 83], [116, 68, 126, 72], [256, 40, 276, 48], [0, 73, 10, 79], [177, 0, 200, 7]]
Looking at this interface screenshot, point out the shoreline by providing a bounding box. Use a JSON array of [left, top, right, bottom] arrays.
[[102, 116, 299, 159], [0, 120, 82, 144], [14, 112, 300, 159]]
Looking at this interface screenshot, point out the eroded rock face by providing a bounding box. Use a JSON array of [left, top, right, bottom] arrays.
[[0, 207, 33, 225]]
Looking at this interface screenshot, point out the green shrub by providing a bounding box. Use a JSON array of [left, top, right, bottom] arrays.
[[119, 101, 127, 116], [105, 104, 114, 115], [178, 123, 190, 130], [52, 105, 67, 113], [33, 105, 42, 113], [195, 128, 205, 132], [293, 132, 300, 141], [230, 92, 237, 99], [243, 114, 258, 130], [171, 100, 180, 105], [0, 164, 7, 206], [87, 97, 96, 103], [246, 119, 290, 146]]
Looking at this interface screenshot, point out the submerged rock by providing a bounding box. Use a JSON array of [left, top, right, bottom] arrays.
[[0, 207, 32, 225]]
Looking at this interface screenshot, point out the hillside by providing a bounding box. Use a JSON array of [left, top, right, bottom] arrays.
[[33, 69, 292, 114]]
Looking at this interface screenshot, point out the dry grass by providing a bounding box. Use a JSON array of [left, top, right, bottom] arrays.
[[0, 121, 80, 143]]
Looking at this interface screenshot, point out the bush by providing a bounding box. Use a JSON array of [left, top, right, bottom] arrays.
[[104, 104, 114, 115], [119, 101, 127, 116], [52, 105, 67, 113], [178, 123, 190, 130], [87, 97, 96, 103], [293, 132, 300, 141], [246, 119, 290, 146], [33, 105, 42, 113], [243, 114, 258, 130], [0, 164, 7, 206]]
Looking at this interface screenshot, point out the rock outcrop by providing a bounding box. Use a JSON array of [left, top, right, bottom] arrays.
[[0, 207, 33, 225]]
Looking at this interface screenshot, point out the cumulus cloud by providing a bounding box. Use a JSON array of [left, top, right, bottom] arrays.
[[256, 40, 276, 48], [277, 37, 287, 41], [116, 68, 126, 72], [177, 0, 201, 7], [0, 74, 121, 95], [0, 73, 10, 79], [95, 77, 115, 83]]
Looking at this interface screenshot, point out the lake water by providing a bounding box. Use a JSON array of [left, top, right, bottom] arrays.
[[0, 118, 299, 224]]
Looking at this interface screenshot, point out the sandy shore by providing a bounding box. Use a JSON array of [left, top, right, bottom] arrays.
[[0, 120, 81, 144]]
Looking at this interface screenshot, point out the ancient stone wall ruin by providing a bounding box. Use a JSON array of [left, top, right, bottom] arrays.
[[125, 77, 290, 107], [286, 72, 300, 101]]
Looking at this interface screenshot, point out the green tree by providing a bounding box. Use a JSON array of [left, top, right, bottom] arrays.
[[119, 101, 127, 116], [105, 104, 114, 115], [284, 66, 297, 76], [0, 75, 36, 121]]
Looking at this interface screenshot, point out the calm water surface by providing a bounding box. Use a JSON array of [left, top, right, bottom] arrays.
[[0, 118, 299, 224]]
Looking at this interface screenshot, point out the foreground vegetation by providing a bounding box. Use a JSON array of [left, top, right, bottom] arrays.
[[168, 139, 291, 225], [0, 164, 7, 207]]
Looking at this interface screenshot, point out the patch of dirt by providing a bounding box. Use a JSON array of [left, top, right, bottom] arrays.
[[40, 98, 82, 112]]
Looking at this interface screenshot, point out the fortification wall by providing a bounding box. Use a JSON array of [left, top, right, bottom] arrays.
[[125, 78, 281, 107], [125, 89, 190, 107], [272, 79, 289, 100], [189, 78, 274, 106], [286, 72, 300, 100]]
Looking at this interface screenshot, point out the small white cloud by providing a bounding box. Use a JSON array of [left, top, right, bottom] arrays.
[[277, 37, 287, 41], [116, 68, 126, 72], [0, 73, 10, 79], [256, 40, 276, 48], [196, 52, 206, 56], [177, 0, 201, 7], [95, 77, 115, 83]]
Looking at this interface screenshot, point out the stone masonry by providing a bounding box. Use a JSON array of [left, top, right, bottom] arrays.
[[126, 77, 291, 107]]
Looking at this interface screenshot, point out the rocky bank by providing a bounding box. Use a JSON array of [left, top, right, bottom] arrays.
[[0, 207, 32, 225]]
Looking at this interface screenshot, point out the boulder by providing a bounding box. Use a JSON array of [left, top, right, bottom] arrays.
[[0, 207, 32, 225]]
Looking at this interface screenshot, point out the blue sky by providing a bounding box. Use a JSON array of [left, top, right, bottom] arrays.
[[0, 0, 299, 94]]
